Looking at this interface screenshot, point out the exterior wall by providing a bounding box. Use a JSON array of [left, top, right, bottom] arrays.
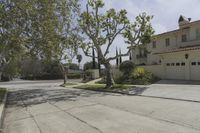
[[180, 22, 200, 42], [89, 69, 99, 79], [147, 32, 179, 65], [112, 68, 123, 80], [131, 48, 147, 65], [180, 24, 200, 47], [131, 49, 138, 64], [140, 65, 164, 79], [131, 19, 200, 80], [139, 49, 200, 80]]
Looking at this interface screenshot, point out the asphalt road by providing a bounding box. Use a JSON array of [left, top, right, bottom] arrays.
[[0, 80, 200, 133]]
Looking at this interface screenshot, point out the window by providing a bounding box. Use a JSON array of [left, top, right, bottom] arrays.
[[171, 63, 175, 66], [198, 62, 200, 65], [152, 41, 156, 48], [176, 63, 180, 66], [196, 29, 200, 39], [166, 63, 170, 66], [165, 38, 170, 47], [191, 62, 196, 66], [181, 62, 185, 66], [181, 34, 187, 42]]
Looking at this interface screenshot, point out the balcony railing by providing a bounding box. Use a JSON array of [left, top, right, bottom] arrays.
[[180, 39, 200, 47]]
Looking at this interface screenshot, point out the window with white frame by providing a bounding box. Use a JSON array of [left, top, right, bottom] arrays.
[[152, 41, 156, 48], [165, 38, 170, 47], [196, 29, 200, 40], [181, 34, 187, 42]]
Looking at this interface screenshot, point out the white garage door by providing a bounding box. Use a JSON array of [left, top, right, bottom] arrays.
[[190, 60, 200, 80], [165, 62, 185, 80]]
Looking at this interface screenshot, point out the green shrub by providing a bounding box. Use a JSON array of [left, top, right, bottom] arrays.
[[130, 67, 159, 85], [83, 70, 93, 81], [96, 75, 126, 84], [65, 63, 79, 70], [118, 61, 135, 83], [119, 61, 135, 76], [67, 73, 81, 79], [21, 59, 63, 80], [132, 67, 146, 78], [21, 74, 63, 80], [112, 69, 123, 84], [83, 61, 98, 70], [114, 75, 126, 84]]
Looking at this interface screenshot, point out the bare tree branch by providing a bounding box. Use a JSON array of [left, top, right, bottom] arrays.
[[104, 24, 126, 56], [81, 47, 98, 59], [107, 48, 131, 61]]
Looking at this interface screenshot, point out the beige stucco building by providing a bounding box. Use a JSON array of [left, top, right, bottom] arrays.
[[131, 15, 200, 80]]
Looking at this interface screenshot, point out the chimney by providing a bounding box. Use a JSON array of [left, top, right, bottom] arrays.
[[178, 15, 191, 28]]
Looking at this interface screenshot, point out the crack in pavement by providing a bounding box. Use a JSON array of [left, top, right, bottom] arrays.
[[16, 92, 44, 133], [16, 90, 103, 133], [5, 116, 32, 123], [64, 103, 99, 112], [47, 101, 103, 133]]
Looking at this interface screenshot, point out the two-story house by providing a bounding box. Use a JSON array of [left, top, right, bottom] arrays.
[[131, 15, 200, 80]]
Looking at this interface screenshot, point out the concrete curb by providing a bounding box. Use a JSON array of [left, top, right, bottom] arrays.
[[0, 89, 8, 131], [138, 95, 200, 103]]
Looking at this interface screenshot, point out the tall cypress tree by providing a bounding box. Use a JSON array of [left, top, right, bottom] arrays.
[[119, 48, 122, 64], [92, 47, 96, 69], [116, 47, 119, 67]]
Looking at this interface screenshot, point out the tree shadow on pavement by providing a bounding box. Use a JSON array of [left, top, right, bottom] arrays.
[[6, 88, 119, 107], [128, 87, 149, 95]]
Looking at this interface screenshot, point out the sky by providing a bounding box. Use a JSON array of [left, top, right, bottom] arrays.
[[74, 0, 200, 67]]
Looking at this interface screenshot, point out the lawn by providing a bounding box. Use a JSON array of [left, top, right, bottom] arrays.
[[60, 82, 77, 87], [74, 84, 135, 92], [0, 88, 7, 104]]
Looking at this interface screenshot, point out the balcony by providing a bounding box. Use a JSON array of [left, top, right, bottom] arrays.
[[180, 39, 200, 48]]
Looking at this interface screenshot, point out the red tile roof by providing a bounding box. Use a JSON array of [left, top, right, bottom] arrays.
[[154, 45, 200, 55]]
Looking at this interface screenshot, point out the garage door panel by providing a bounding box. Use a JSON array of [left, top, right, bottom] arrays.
[[190, 61, 200, 80], [165, 62, 185, 80]]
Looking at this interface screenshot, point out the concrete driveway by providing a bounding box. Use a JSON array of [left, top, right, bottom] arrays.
[[139, 80, 200, 102], [0, 80, 200, 133]]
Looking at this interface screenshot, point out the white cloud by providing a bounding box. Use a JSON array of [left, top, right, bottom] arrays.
[[153, 23, 168, 34]]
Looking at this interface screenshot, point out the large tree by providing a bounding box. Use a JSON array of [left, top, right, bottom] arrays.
[[0, 0, 29, 80], [79, 0, 154, 88], [1, 0, 80, 83]]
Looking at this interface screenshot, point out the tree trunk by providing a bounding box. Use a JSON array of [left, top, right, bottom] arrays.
[[104, 62, 115, 88], [63, 72, 67, 84], [58, 62, 67, 85]]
